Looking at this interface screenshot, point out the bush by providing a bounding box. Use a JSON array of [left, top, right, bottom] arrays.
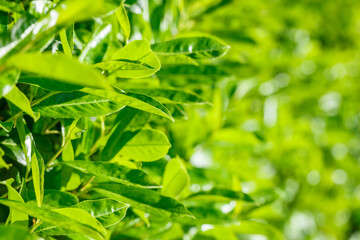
[[1, 0, 359, 240]]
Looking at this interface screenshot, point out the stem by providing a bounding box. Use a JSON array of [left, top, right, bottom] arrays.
[[59, 28, 72, 57], [30, 219, 42, 233], [76, 176, 95, 195], [45, 144, 65, 168], [45, 123, 76, 168]]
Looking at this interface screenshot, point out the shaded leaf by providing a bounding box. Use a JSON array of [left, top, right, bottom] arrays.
[[0, 179, 28, 226], [79, 24, 112, 65], [190, 188, 254, 202]]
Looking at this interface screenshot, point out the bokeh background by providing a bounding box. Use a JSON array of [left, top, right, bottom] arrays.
[[143, 0, 360, 239]]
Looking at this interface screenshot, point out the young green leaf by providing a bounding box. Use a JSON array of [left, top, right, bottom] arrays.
[[0, 199, 106, 240], [93, 182, 193, 217], [101, 107, 150, 161], [0, 179, 28, 227], [116, 4, 131, 42], [60, 161, 160, 188], [73, 199, 129, 228], [82, 88, 173, 120], [33, 92, 125, 118], [0, 69, 19, 98], [31, 149, 45, 207], [93, 40, 161, 78], [151, 36, 230, 59], [4, 86, 36, 120], [6, 53, 110, 90], [162, 157, 190, 198], [119, 129, 171, 162]]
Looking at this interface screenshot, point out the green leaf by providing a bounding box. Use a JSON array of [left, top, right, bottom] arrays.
[[0, 0, 24, 13], [0, 179, 28, 226], [93, 182, 193, 217], [60, 161, 160, 188], [0, 69, 19, 98], [101, 107, 150, 161], [4, 86, 36, 120], [32, 92, 125, 118], [0, 120, 13, 132], [73, 199, 129, 228], [162, 157, 190, 198], [0, 148, 10, 169], [93, 40, 161, 78], [31, 149, 45, 207], [28, 190, 79, 208], [126, 88, 208, 104], [119, 129, 171, 162], [0, 0, 120, 62], [186, 188, 254, 202], [6, 53, 110, 90], [0, 225, 38, 240], [0, 199, 107, 240], [59, 28, 73, 57], [151, 36, 230, 59], [116, 4, 131, 41], [79, 24, 112, 65], [19, 74, 83, 92], [82, 88, 173, 120]]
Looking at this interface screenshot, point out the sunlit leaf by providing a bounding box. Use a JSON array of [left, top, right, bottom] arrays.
[[151, 36, 230, 59], [162, 157, 190, 198], [0, 199, 106, 240], [6, 53, 110, 89], [119, 129, 171, 162], [93, 182, 193, 217], [61, 161, 160, 188]]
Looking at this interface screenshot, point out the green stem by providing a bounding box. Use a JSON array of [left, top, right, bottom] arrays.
[[59, 28, 72, 57]]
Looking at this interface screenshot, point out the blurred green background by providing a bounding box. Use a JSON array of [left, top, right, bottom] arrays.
[[162, 0, 360, 239]]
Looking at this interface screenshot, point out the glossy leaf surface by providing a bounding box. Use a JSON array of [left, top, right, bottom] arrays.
[[73, 199, 129, 227], [94, 40, 161, 78], [151, 36, 230, 59], [61, 161, 159, 188], [33, 92, 125, 118], [0, 199, 106, 240], [93, 182, 192, 217], [119, 129, 171, 162], [6, 53, 110, 89]]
